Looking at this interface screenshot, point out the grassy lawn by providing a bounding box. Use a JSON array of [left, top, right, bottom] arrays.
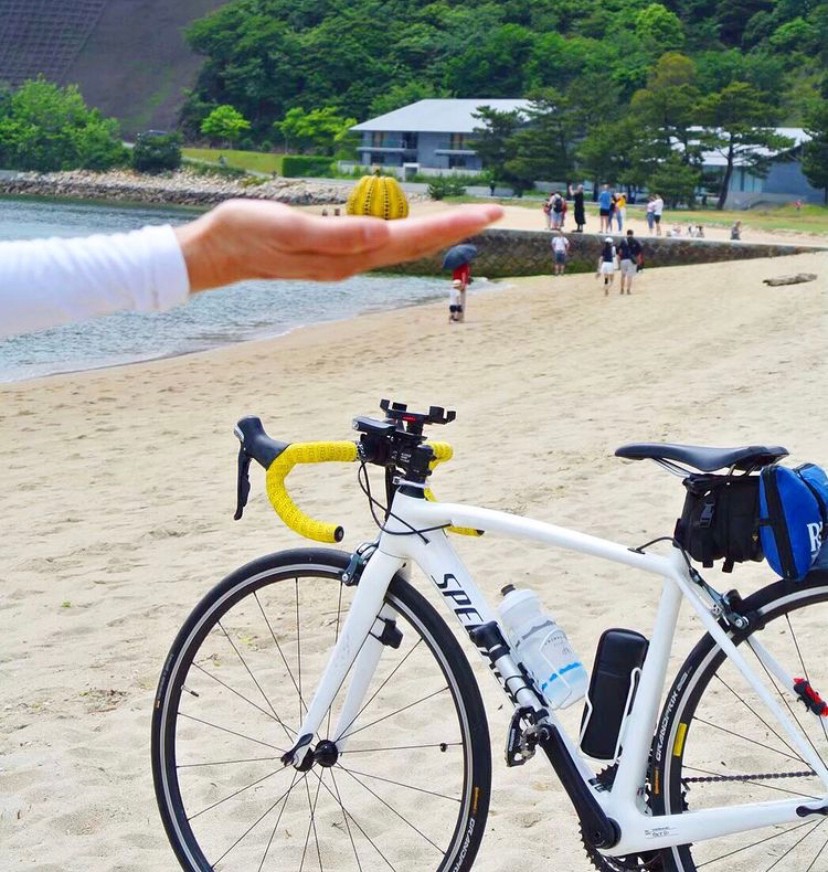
[[674, 203, 828, 235], [182, 147, 284, 175]]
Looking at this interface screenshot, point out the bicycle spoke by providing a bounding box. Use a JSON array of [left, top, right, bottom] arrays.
[[337, 764, 446, 854], [177, 711, 285, 754], [212, 772, 304, 865], [255, 589, 306, 713], [689, 716, 809, 768], [336, 637, 424, 740], [295, 577, 305, 724], [218, 618, 284, 725], [709, 673, 803, 762], [188, 765, 284, 821], [258, 770, 301, 872], [178, 755, 282, 769], [338, 685, 450, 741], [337, 763, 462, 803], [329, 767, 364, 872], [191, 659, 296, 744], [692, 818, 820, 869], [325, 584, 346, 739], [307, 768, 399, 871], [299, 771, 324, 871], [343, 741, 463, 755], [804, 833, 828, 872]]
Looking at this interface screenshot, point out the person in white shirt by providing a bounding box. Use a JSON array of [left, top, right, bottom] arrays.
[[652, 194, 664, 236], [550, 229, 570, 276], [0, 198, 503, 340]]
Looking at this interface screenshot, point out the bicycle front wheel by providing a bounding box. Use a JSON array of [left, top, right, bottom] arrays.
[[652, 570, 828, 871], [151, 548, 491, 872]]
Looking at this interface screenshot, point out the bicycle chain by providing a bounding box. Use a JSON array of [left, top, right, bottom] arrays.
[[683, 769, 814, 785]]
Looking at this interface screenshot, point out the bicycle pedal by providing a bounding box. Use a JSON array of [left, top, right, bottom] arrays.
[[505, 707, 536, 767]]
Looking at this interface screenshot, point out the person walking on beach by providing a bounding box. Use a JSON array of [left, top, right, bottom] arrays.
[[549, 191, 565, 230], [596, 236, 617, 295], [0, 199, 503, 340], [448, 279, 464, 322], [550, 229, 570, 276], [451, 260, 471, 321], [617, 229, 642, 295], [614, 191, 627, 232], [597, 184, 613, 233], [730, 220, 742, 240], [645, 195, 656, 234], [652, 193, 664, 236], [569, 183, 586, 232]]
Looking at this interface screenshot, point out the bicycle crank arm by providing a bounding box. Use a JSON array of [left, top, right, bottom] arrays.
[[538, 725, 620, 850]]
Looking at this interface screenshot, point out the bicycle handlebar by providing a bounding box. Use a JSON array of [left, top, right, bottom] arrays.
[[265, 441, 358, 542], [235, 415, 467, 543]]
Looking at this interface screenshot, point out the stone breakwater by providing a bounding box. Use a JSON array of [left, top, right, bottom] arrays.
[[0, 169, 373, 208], [385, 228, 823, 278]]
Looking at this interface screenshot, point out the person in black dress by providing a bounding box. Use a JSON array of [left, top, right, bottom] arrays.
[[569, 183, 586, 232]]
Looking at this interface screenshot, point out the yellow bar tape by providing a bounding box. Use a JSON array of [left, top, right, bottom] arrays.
[[265, 441, 358, 543]]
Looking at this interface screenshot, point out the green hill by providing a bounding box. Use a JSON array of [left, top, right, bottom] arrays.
[[0, 0, 228, 136]]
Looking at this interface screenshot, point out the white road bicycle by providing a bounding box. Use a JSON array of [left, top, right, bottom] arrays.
[[152, 400, 828, 872]]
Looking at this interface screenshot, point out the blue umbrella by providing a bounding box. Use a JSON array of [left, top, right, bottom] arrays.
[[442, 244, 478, 270]]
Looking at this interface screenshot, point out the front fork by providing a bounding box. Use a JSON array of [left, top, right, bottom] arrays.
[[280, 547, 405, 769]]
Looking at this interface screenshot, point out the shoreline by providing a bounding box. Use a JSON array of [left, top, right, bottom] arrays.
[[0, 169, 374, 209]]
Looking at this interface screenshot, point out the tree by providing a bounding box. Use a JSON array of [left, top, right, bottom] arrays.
[[646, 154, 702, 206], [470, 106, 526, 193], [0, 77, 126, 172], [577, 116, 651, 191], [696, 81, 794, 209], [503, 91, 576, 188], [274, 106, 358, 156], [802, 99, 828, 203], [635, 4, 686, 54], [630, 53, 702, 163], [200, 104, 251, 147], [131, 131, 182, 173]]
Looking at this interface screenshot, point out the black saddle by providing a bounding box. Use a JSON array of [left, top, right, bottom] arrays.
[[615, 442, 788, 473]]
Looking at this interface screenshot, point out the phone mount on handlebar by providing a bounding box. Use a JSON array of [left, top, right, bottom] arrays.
[[379, 399, 456, 435], [353, 399, 456, 485]]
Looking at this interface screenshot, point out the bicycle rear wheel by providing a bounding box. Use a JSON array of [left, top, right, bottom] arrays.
[[151, 548, 491, 872], [652, 570, 828, 871]]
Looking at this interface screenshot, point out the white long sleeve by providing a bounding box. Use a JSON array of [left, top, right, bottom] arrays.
[[0, 224, 191, 339]]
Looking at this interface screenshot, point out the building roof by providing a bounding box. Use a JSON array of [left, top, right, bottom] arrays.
[[700, 128, 811, 167], [351, 99, 531, 134]]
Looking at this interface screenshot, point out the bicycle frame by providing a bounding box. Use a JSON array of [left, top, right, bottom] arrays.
[[288, 487, 828, 858]]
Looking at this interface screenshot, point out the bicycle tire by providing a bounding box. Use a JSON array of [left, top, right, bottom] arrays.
[[651, 569, 828, 871], [151, 548, 491, 872]]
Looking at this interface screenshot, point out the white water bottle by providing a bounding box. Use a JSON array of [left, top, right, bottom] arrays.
[[497, 584, 588, 709]]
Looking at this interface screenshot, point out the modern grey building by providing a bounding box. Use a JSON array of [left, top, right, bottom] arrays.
[[702, 128, 823, 206], [351, 99, 531, 175]]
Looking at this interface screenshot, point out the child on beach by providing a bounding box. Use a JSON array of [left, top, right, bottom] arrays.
[[550, 229, 570, 276], [449, 279, 464, 322], [596, 236, 617, 295]]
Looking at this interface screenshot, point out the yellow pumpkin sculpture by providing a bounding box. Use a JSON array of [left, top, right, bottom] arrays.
[[346, 171, 410, 220]]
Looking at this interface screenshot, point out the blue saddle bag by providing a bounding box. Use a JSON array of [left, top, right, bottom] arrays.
[[759, 464, 827, 581]]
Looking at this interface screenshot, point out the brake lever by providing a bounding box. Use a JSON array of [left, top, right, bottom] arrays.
[[234, 447, 252, 520]]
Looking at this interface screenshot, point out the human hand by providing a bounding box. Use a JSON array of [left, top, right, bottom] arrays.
[[176, 199, 504, 291]]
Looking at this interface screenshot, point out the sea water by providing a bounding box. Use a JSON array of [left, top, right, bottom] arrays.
[[0, 198, 459, 383]]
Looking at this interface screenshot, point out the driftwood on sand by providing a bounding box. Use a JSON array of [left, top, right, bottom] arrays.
[[762, 272, 818, 286]]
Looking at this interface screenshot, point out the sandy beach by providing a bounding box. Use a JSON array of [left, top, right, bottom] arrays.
[[1, 230, 827, 869]]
